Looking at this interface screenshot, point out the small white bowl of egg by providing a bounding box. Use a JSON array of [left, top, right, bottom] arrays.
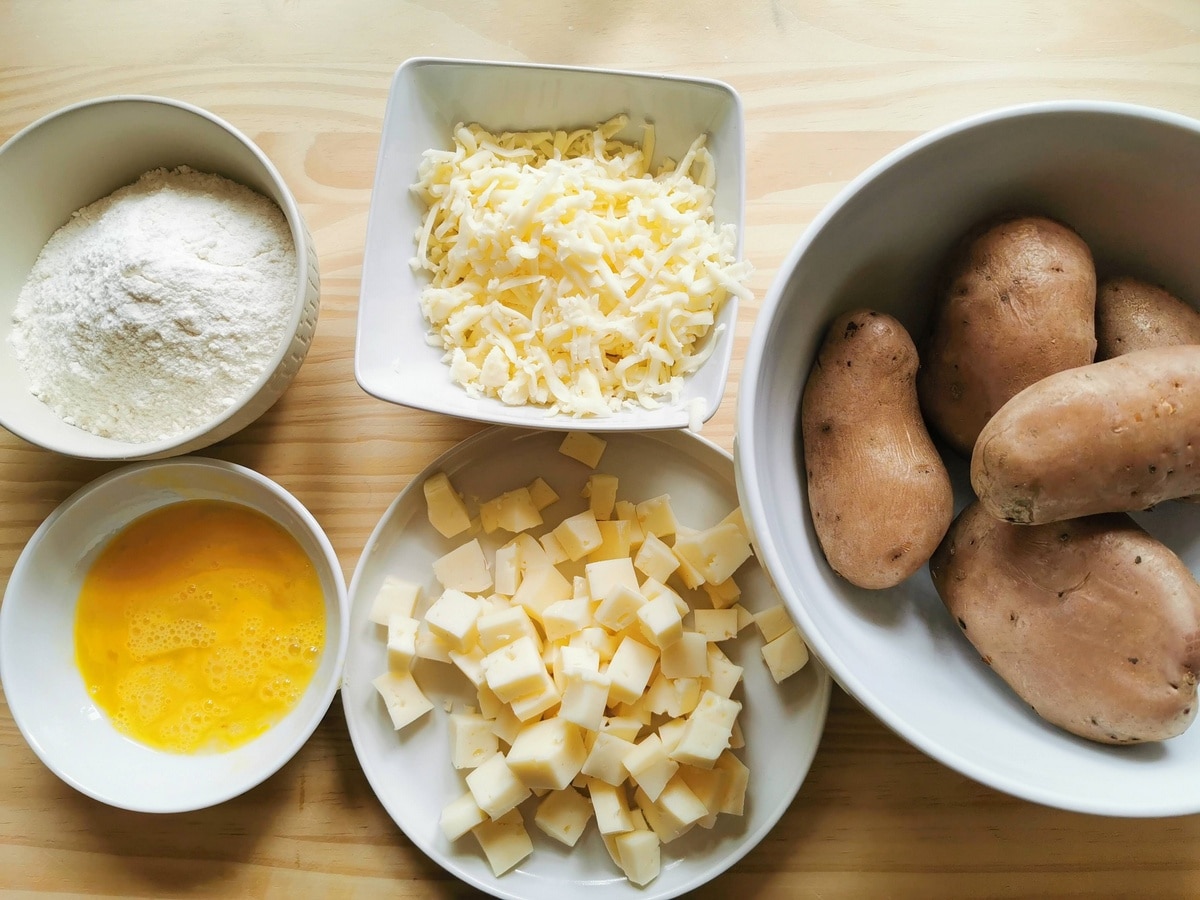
[[0, 457, 348, 813], [356, 58, 750, 432]]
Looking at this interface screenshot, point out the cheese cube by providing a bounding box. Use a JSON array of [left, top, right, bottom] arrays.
[[559, 431, 607, 468], [731, 602, 756, 633], [511, 564, 573, 621], [633, 532, 680, 583], [493, 542, 521, 597], [632, 785, 692, 844], [702, 575, 741, 610], [477, 683, 523, 746], [693, 608, 739, 642], [714, 750, 750, 815], [512, 532, 550, 573], [670, 538, 707, 589], [656, 774, 709, 829], [613, 499, 646, 547], [641, 577, 689, 618], [754, 603, 796, 643], [505, 717, 587, 791], [373, 670, 434, 731], [466, 752, 531, 820], [729, 717, 745, 750], [588, 778, 633, 835], [386, 615, 420, 671], [423, 471, 472, 539], [553, 510, 603, 561], [587, 519, 632, 562], [432, 538, 493, 594], [622, 733, 679, 802], [657, 718, 687, 755], [538, 530, 569, 565], [643, 672, 674, 717], [580, 731, 637, 786], [663, 677, 702, 718], [541, 597, 592, 643], [559, 644, 601, 676], [479, 486, 543, 534], [482, 635, 546, 703], [477, 605, 541, 654], [670, 690, 742, 769], [560, 667, 612, 732], [533, 787, 594, 847], [471, 807, 533, 877], [450, 710, 500, 769], [599, 716, 643, 742], [636, 593, 684, 650], [678, 763, 728, 820], [593, 583, 647, 633], [616, 828, 661, 887], [635, 494, 677, 539], [449, 644, 487, 687], [660, 631, 709, 679], [673, 522, 753, 586], [582, 473, 619, 520], [415, 620, 453, 663], [702, 644, 744, 699], [606, 637, 659, 706], [508, 670, 561, 722], [424, 589, 482, 653], [762, 626, 809, 683], [527, 476, 560, 510], [585, 557, 638, 599], [573, 575, 591, 602], [570, 626, 619, 662], [440, 791, 488, 841], [369, 576, 422, 625]]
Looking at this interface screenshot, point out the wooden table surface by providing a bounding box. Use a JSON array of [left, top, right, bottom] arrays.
[[3, 1, 1200, 896]]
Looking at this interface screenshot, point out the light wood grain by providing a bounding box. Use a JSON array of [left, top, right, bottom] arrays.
[[3, 2, 1200, 896]]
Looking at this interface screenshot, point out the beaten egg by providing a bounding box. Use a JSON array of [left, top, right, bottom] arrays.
[[74, 499, 326, 753]]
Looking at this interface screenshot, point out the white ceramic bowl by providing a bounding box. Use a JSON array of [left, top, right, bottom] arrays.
[[737, 100, 1200, 817], [0, 458, 349, 813], [0, 95, 321, 460], [343, 427, 831, 898], [356, 57, 744, 431]]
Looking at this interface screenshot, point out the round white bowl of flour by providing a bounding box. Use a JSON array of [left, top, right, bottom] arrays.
[[0, 95, 320, 460]]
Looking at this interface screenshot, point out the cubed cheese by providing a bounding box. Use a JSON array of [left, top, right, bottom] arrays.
[[714, 749, 750, 815], [541, 597, 592, 643], [582, 473, 619, 520], [692, 607, 738, 642], [761, 626, 809, 683], [493, 541, 521, 597], [505, 717, 588, 791], [477, 605, 541, 654], [560, 667, 612, 732], [432, 538, 493, 594], [593, 583, 647, 633], [538, 530, 569, 565], [588, 778, 634, 835], [615, 828, 661, 887], [440, 791, 488, 841], [673, 522, 753, 586], [479, 486, 543, 534], [386, 614, 420, 671], [533, 787, 594, 847], [670, 690, 742, 769], [580, 731, 637, 786], [450, 710, 500, 769], [635, 494, 677, 539], [449, 644, 487, 687], [659, 631, 709, 679], [632, 532, 680, 583], [466, 752, 531, 820], [471, 807, 533, 876], [511, 564, 573, 621], [702, 575, 741, 610], [423, 588, 482, 653], [587, 519, 632, 562], [553, 509, 603, 561], [373, 670, 434, 731], [369, 576, 422, 625], [527, 476, 560, 510], [423, 471, 472, 539], [559, 432, 607, 468], [701, 644, 744, 699], [636, 593, 684, 650], [482, 635, 547, 703], [622, 733, 679, 802], [606, 637, 659, 706], [508, 671, 562, 722], [754, 603, 795, 643]]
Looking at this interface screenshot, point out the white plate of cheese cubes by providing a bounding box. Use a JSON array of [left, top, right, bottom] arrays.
[[342, 426, 831, 899]]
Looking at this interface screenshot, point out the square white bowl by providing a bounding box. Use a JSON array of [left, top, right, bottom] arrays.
[[355, 57, 745, 431]]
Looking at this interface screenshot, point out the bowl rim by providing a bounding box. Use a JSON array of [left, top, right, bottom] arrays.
[[0, 94, 312, 460], [0, 456, 350, 813], [352, 55, 746, 432], [736, 98, 1200, 817]]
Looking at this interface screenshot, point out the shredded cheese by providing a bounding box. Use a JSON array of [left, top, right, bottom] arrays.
[[409, 116, 753, 417]]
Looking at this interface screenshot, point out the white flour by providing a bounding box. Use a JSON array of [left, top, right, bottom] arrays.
[[10, 166, 298, 443]]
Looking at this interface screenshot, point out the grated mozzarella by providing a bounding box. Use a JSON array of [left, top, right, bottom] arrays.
[[409, 116, 753, 417]]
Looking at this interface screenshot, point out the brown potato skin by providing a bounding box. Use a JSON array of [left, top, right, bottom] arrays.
[[801, 309, 953, 589], [1096, 276, 1200, 360], [972, 345, 1200, 525], [917, 215, 1097, 457], [930, 502, 1200, 744]]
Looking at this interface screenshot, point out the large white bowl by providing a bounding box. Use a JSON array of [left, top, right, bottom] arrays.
[[0, 458, 349, 813], [356, 57, 744, 432], [737, 100, 1200, 817], [0, 95, 321, 460], [343, 426, 831, 898]]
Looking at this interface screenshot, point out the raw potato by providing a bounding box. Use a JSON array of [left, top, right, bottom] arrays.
[[801, 309, 953, 589], [972, 345, 1200, 525], [1096, 276, 1200, 360], [917, 215, 1097, 457], [929, 502, 1200, 744]]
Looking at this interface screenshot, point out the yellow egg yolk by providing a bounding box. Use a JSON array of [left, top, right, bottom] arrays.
[[74, 499, 326, 754]]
